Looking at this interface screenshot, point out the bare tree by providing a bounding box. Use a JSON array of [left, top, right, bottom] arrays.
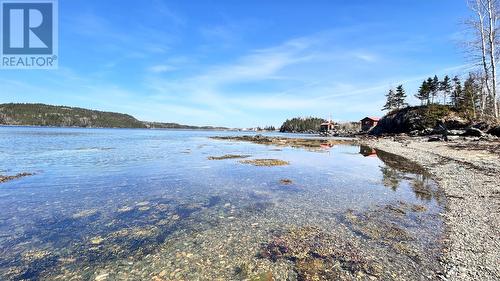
[[486, 0, 499, 117], [466, 0, 500, 119]]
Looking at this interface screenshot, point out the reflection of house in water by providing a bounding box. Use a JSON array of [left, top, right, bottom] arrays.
[[359, 145, 377, 157], [320, 143, 334, 149], [360, 117, 380, 132]]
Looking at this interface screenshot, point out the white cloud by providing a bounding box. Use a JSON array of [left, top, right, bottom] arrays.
[[148, 65, 177, 73]]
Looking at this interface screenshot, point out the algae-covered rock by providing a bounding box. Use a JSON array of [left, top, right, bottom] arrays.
[[0, 172, 33, 183], [261, 226, 381, 280], [208, 154, 251, 160], [279, 179, 293, 185], [239, 159, 289, 167]]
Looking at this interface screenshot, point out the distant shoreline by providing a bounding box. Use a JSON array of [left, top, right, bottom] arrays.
[[0, 124, 234, 131]]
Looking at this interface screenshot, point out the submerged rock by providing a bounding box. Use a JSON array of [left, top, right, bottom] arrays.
[[210, 135, 355, 150], [0, 172, 33, 183], [279, 179, 293, 185], [208, 154, 251, 160], [260, 226, 381, 280], [239, 159, 290, 167], [72, 209, 99, 219]]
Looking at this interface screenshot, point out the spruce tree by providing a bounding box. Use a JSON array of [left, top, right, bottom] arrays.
[[451, 76, 462, 108], [394, 85, 408, 109], [415, 80, 430, 105], [427, 76, 439, 103], [440, 75, 452, 105], [383, 89, 396, 111], [463, 74, 479, 119]]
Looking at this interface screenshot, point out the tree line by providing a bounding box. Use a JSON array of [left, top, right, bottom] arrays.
[[382, 73, 495, 120], [382, 0, 500, 121]]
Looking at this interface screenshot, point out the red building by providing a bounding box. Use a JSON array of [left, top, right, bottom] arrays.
[[360, 117, 380, 132]]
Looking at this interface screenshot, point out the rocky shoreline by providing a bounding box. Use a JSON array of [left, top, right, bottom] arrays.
[[361, 137, 500, 281]]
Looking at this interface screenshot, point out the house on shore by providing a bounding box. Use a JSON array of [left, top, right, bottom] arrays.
[[360, 117, 380, 132], [320, 120, 336, 135]]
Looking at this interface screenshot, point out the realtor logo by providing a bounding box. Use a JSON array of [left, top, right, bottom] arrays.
[[1, 0, 58, 69]]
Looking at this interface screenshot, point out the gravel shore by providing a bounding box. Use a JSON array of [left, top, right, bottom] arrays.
[[362, 137, 500, 281]]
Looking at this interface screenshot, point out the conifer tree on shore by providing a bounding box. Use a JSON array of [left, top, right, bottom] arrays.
[[451, 76, 462, 108], [382, 89, 397, 111], [394, 85, 408, 109], [440, 75, 452, 105], [415, 80, 430, 105]]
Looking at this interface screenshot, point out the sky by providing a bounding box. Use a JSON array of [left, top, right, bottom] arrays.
[[1, 0, 473, 128]]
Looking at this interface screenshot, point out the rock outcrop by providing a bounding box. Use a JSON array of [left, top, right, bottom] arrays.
[[370, 106, 468, 136]]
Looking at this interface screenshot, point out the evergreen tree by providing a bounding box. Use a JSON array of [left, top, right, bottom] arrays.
[[463, 74, 479, 119], [451, 76, 462, 108], [431, 75, 440, 103], [415, 80, 430, 105], [440, 75, 452, 105], [427, 76, 439, 103], [382, 89, 397, 111], [394, 85, 408, 109]]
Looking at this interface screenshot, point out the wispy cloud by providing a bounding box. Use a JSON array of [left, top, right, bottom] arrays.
[[147, 65, 177, 73]]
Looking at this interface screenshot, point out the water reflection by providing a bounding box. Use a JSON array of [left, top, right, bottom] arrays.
[[359, 145, 377, 157], [359, 145, 444, 203], [0, 128, 445, 280]]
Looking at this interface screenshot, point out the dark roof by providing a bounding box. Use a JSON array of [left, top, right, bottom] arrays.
[[361, 117, 380, 122]]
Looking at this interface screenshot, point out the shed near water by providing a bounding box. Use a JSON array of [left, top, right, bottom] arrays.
[[320, 121, 336, 134], [360, 117, 380, 132]]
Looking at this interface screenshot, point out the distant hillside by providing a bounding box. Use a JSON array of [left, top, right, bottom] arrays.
[[0, 103, 146, 128], [0, 103, 228, 130]]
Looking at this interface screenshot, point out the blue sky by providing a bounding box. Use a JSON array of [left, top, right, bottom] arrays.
[[1, 0, 472, 127]]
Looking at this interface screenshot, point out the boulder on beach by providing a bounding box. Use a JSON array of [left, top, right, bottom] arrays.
[[463, 127, 484, 137], [487, 126, 500, 137]]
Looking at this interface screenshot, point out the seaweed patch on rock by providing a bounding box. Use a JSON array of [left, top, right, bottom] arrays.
[[342, 201, 443, 266], [211, 135, 356, 151], [260, 226, 382, 280], [279, 179, 293, 185], [0, 172, 33, 183], [208, 154, 251, 160], [239, 159, 290, 167]]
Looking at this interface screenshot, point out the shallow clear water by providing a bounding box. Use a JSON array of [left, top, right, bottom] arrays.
[[0, 127, 444, 280]]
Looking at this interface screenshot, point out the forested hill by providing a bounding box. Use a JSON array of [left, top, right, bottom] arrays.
[[0, 103, 227, 129], [0, 103, 146, 128], [279, 117, 326, 133]]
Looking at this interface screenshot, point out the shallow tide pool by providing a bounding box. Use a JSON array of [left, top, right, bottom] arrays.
[[0, 127, 445, 280]]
